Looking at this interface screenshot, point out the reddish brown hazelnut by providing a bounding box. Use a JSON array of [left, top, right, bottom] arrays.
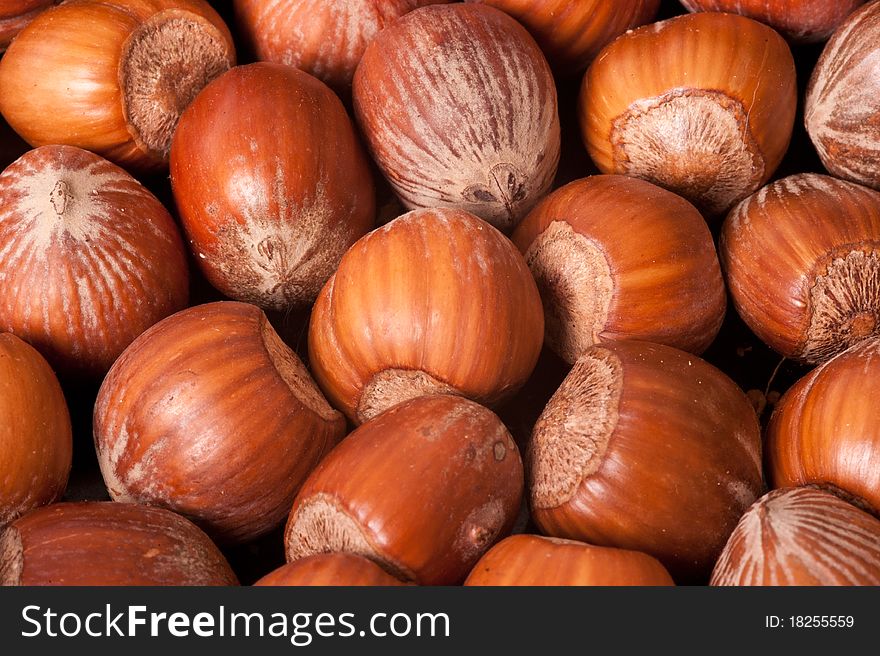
[[233, 0, 445, 91], [464, 534, 674, 586], [766, 337, 880, 513], [170, 62, 375, 310], [93, 301, 346, 544], [579, 12, 796, 216], [0, 502, 237, 585], [255, 553, 408, 587], [353, 3, 560, 231], [680, 0, 867, 43], [529, 340, 763, 582], [720, 173, 880, 364], [0, 1, 56, 52], [308, 207, 544, 425], [0, 333, 71, 527], [466, 0, 660, 73], [712, 488, 880, 586], [805, 1, 880, 190], [0, 0, 235, 172], [284, 395, 524, 586], [512, 175, 726, 363], [0, 145, 189, 377]]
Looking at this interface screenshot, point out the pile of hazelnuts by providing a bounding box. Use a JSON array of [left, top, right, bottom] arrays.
[[1, 0, 880, 588]]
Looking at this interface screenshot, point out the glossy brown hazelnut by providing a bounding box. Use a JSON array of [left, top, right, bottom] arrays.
[[712, 488, 880, 586], [0, 0, 235, 172], [466, 0, 659, 74], [529, 340, 763, 582], [93, 301, 346, 544], [0, 145, 189, 377], [511, 175, 726, 364], [766, 337, 880, 513], [805, 2, 880, 190], [720, 173, 880, 364], [0, 1, 55, 51], [233, 0, 445, 91], [353, 3, 560, 231], [680, 0, 866, 43], [170, 62, 375, 311], [255, 553, 408, 587], [308, 207, 544, 424], [0, 502, 237, 585], [579, 12, 796, 216], [285, 395, 524, 586], [0, 333, 71, 527], [464, 534, 674, 586]]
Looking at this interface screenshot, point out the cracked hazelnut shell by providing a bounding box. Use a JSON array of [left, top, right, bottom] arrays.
[[579, 12, 796, 216], [512, 175, 725, 364], [528, 340, 763, 582], [0, 502, 237, 585], [720, 173, 880, 364], [0, 333, 71, 527], [0, 0, 235, 172], [308, 207, 544, 425], [353, 2, 560, 231], [0, 145, 189, 377], [93, 301, 346, 544], [170, 62, 375, 311], [712, 487, 880, 586], [464, 534, 674, 586], [284, 394, 524, 586]]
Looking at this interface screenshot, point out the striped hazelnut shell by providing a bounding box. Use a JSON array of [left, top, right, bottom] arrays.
[[255, 553, 408, 587], [353, 2, 560, 232], [308, 207, 544, 425], [512, 175, 725, 363], [170, 62, 375, 311], [0, 0, 235, 172], [766, 336, 880, 513], [680, 0, 867, 43], [94, 301, 346, 544], [465, 0, 660, 74], [711, 487, 880, 586], [233, 0, 445, 91], [0, 502, 237, 586], [720, 173, 880, 364], [0, 333, 71, 527], [579, 12, 796, 217], [464, 534, 674, 586], [284, 394, 524, 586], [805, 1, 880, 190], [529, 340, 763, 582], [0, 145, 189, 377]]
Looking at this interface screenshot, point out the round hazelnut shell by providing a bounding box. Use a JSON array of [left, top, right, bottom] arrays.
[[255, 553, 408, 587], [284, 394, 524, 586], [529, 340, 763, 583], [680, 0, 866, 43], [0, 501, 237, 586], [712, 487, 880, 586], [512, 175, 725, 363], [170, 62, 375, 311], [464, 534, 674, 586], [0, 144, 189, 377], [466, 0, 659, 74], [805, 1, 880, 190], [720, 173, 880, 364], [308, 207, 544, 425], [579, 12, 796, 217], [0, 333, 71, 527], [766, 337, 880, 514], [353, 2, 560, 231], [94, 301, 346, 544]]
